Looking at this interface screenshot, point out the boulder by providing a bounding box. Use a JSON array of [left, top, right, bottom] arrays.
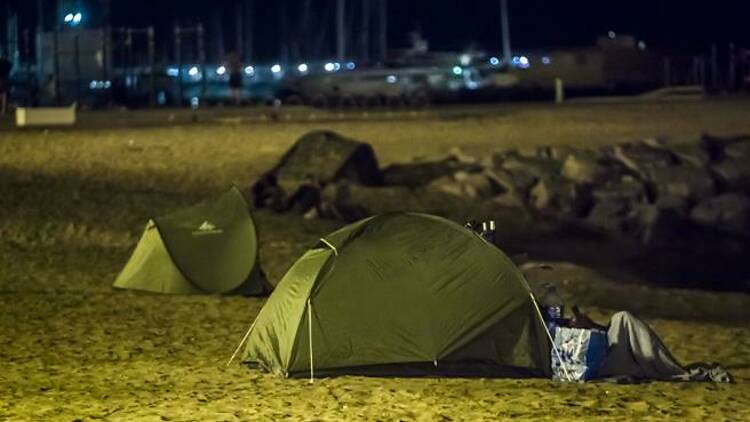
[[591, 175, 648, 203], [490, 191, 527, 210], [710, 158, 750, 193], [426, 170, 505, 200], [605, 142, 678, 180], [252, 130, 382, 209], [723, 139, 750, 161], [585, 176, 648, 233], [690, 193, 750, 237], [643, 164, 715, 203], [320, 184, 422, 217], [655, 136, 712, 167], [382, 154, 483, 187], [537, 145, 578, 161], [670, 144, 712, 167], [494, 155, 561, 195], [701, 134, 750, 161], [560, 151, 608, 185], [318, 181, 370, 222], [633, 202, 689, 246], [528, 177, 590, 219]]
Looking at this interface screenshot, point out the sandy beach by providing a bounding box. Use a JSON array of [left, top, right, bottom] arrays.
[[2, 101, 750, 421]]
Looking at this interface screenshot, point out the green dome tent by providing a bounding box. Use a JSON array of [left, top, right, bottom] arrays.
[[240, 212, 551, 378], [114, 186, 270, 296]]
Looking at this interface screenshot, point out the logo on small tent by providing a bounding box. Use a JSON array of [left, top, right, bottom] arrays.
[[193, 220, 223, 235]]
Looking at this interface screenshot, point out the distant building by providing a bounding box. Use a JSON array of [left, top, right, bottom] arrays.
[[511, 35, 663, 93]]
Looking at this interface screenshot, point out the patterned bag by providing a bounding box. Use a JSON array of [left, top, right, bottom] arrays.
[[551, 327, 608, 381]]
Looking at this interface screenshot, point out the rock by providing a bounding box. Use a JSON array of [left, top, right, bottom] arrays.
[[586, 199, 635, 233], [491, 192, 526, 209], [537, 145, 578, 161], [591, 175, 647, 203], [670, 144, 712, 167], [427, 171, 506, 200], [382, 155, 483, 187], [633, 202, 688, 246], [252, 130, 382, 209], [690, 193, 750, 237], [655, 136, 712, 167], [701, 134, 750, 161], [605, 142, 678, 180], [585, 176, 648, 233], [723, 139, 750, 161], [528, 177, 590, 219], [560, 151, 606, 185], [643, 164, 715, 203], [320, 184, 421, 217], [710, 158, 750, 193], [319, 182, 370, 222], [494, 155, 560, 195]]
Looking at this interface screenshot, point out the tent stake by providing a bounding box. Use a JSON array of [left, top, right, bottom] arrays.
[[226, 316, 259, 368], [308, 298, 315, 383]]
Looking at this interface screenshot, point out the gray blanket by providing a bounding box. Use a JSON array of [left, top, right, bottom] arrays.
[[597, 311, 731, 383]]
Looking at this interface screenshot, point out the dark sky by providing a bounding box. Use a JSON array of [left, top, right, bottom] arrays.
[[5, 0, 750, 61]]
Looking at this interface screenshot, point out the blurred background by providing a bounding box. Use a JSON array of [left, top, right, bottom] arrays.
[[1, 0, 749, 109]]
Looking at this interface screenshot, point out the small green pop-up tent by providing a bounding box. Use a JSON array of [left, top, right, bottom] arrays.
[[114, 186, 270, 295], [240, 212, 551, 378]]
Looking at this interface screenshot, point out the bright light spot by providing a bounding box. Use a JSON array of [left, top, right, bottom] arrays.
[[608, 30, 616, 39], [216, 65, 226, 75], [542, 56, 551, 65], [333, 62, 341, 71], [104, 80, 111, 88], [89, 80, 97, 89], [157, 91, 167, 105], [512, 56, 521, 65], [72, 13, 82, 25], [190, 97, 200, 108], [452, 66, 463, 75], [271, 64, 282, 73], [467, 80, 479, 90], [489, 56, 500, 66], [459, 54, 471, 66], [64, 13, 74, 23], [297, 63, 308, 72], [244, 65, 254, 75], [166, 67, 179, 77], [346, 62, 356, 70], [386, 75, 397, 83], [517, 56, 530, 69], [324, 62, 335, 72], [638, 41, 647, 50], [188, 66, 199, 76]]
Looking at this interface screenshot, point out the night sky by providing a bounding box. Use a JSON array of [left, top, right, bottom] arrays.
[[5, 0, 750, 61]]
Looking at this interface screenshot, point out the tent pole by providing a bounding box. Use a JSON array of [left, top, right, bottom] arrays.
[[529, 292, 574, 382], [319, 238, 338, 255], [226, 316, 260, 367], [307, 298, 315, 383]]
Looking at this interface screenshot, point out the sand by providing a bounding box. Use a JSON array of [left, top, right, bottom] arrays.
[[2, 101, 750, 421]]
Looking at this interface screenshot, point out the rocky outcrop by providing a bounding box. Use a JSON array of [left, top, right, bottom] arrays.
[[251, 131, 750, 251]]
